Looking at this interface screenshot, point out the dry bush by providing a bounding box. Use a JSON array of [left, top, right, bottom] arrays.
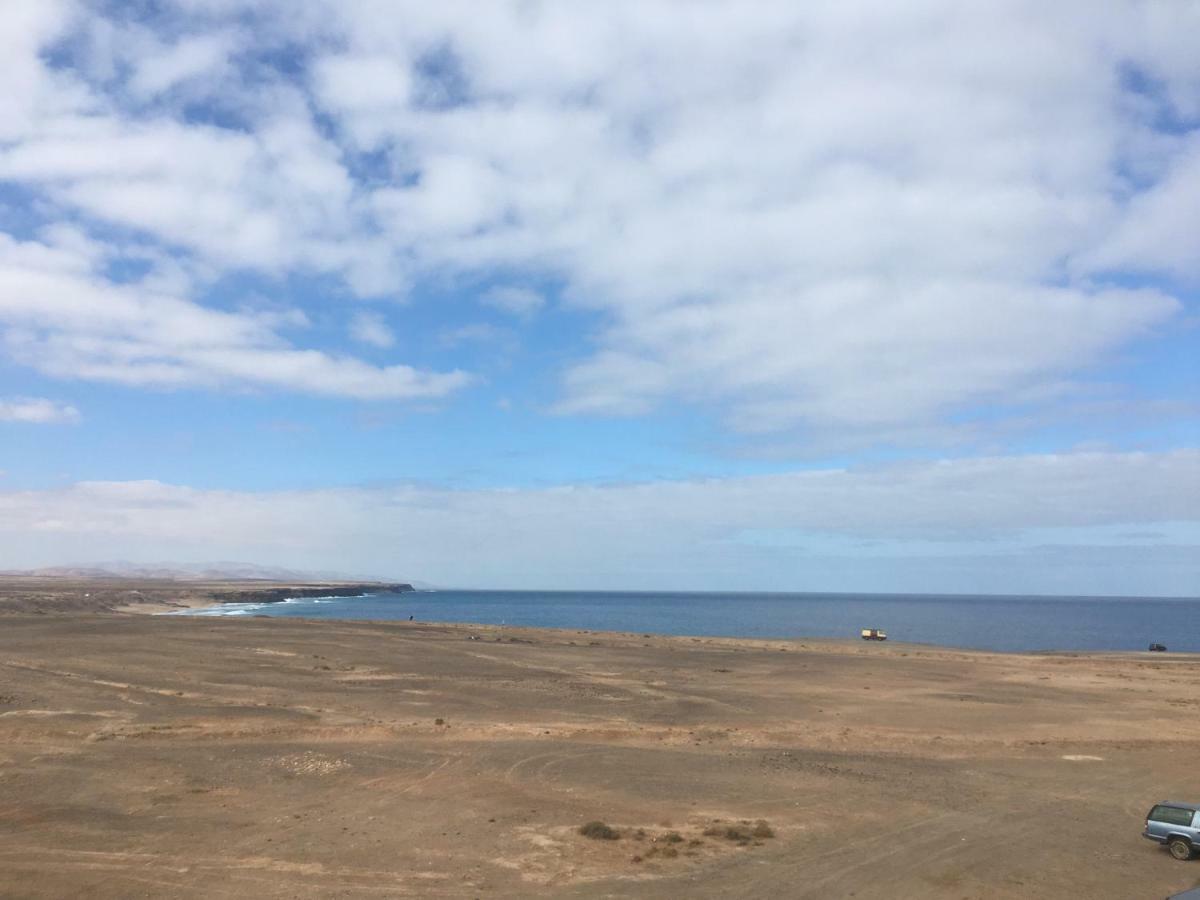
[[579, 821, 620, 840]]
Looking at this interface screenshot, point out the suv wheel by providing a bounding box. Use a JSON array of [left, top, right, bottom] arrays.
[[1167, 837, 1194, 860]]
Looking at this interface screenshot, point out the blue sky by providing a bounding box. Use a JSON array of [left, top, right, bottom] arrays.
[[0, 1, 1197, 594]]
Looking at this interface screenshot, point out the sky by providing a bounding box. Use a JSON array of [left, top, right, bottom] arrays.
[[0, 0, 1197, 595]]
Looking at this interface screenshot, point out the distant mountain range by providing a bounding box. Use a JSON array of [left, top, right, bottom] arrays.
[[0, 561, 418, 584]]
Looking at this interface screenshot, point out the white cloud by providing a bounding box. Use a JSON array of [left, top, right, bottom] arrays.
[[348, 311, 396, 348], [312, 53, 411, 147], [1077, 136, 1200, 280], [558, 280, 1177, 431], [127, 31, 243, 99], [0, 232, 467, 400], [0, 1, 1195, 437], [481, 286, 544, 317], [0, 450, 1195, 594], [314, 54, 411, 111], [0, 0, 84, 142], [305, 0, 1195, 433], [0, 111, 362, 278], [0, 397, 80, 424]]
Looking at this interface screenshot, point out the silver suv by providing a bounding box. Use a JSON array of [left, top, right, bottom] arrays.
[[1144, 801, 1200, 860]]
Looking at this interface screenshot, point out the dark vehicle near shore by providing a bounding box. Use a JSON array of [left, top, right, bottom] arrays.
[[1144, 802, 1200, 860], [1149, 643, 1168, 652], [860, 628, 887, 641]]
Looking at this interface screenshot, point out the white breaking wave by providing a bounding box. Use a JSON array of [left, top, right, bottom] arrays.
[[163, 594, 364, 616], [166, 602, 270, 616]]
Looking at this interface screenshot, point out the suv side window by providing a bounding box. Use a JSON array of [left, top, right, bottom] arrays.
[[1150, 806, 1195, 827]]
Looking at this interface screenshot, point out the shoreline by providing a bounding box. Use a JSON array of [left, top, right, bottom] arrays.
[[4, 576, 1196, 656], [136, 592, 376, 616], [150, 606, 1200, 659]]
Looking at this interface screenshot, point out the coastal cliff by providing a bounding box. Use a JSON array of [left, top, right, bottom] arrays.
[[207, 583, 415, 605], [0, 576, 416, 615]]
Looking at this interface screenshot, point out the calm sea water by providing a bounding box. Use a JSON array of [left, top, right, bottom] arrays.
[[174, 589, 1200, 653]]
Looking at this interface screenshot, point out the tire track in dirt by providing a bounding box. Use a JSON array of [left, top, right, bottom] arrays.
[[719, 805, 1040, 900], [358, 754, 461, 795], [503, 749, 602, 787], [0, 658, 371, 728]]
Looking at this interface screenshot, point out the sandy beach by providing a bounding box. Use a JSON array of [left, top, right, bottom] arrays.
[[0, 586, 1198, 898]]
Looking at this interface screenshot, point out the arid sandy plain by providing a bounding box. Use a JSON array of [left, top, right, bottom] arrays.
[[1, 579, 1198, 898]]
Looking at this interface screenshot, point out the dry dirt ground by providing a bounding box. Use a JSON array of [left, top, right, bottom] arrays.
[[1, 612, 1198, 898]]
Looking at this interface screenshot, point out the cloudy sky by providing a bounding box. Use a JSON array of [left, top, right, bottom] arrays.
[[0, 0, 1197, 594]]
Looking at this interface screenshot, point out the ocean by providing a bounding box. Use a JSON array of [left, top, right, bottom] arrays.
[[172, 589, 1200, 653]]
